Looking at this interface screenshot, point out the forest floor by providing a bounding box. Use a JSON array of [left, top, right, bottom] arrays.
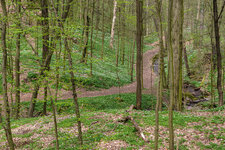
[[1, 41, 224, 149], [0, 93, 224, 149], [0, 41, 159, 104]]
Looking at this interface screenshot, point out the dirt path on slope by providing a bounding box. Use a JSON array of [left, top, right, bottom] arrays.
[[61, 41, 159, 99], [0, 42, 159, 103]]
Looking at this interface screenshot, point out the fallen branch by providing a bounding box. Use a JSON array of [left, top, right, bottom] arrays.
[[89, 121, 99, 127], [119, 105, 149, 143]]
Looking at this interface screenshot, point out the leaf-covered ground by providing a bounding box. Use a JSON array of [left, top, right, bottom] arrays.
[[0, 94, 224, 150]]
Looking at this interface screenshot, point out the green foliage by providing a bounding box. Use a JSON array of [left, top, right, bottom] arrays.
[[27, 71, 38, 81], [0, 74, 2, 93], [144, 32, 158, 45], [197, 142, 225, 150], [20, 93, 157, 115], [1, 92, 225, 149]]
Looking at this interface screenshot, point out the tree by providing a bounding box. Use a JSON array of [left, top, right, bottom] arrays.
[[168, 0, 175, 148], [177, 0, 184, 111], [101, 0, 105, 59], [41, 0, 50, 116], [213, 0, 224, 106], [81, 0, 90, 63], [28, 0, 73, 117], [110, 0, 118, 49], [28, 0, 51, 117], [15, 0, 22, 119], [1, 0, 15, 149], [64, 37, 83, 145], [136, 0, 143, 110], [154, 0, 165, 148], [90, 0, 95, 76]]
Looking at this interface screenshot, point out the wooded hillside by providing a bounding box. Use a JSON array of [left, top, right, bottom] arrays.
[[0, 0, 224, 149]]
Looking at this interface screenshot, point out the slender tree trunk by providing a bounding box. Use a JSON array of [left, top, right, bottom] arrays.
[[183, 46, 191, 77], [136, 0, 143, 110], [177, 0, 184, 111], [48, 87, 59, 150], [156, 0, 165, 111], [55, 38, 62, 102], [29, 0, 50, 117], [131, 39, 135, 82], [0, 0, 15, 149], [110, 0, 117, 49], [65, 38, 83, 145], [155, 0, 164, 148], [95, 0, 100, 30], [43, 82, 48, 116], [101, 0, 105, 59], [116, 7, 120, 67], [168, 0, 175, 149], [81, 15, 90, 63], [15, 0, 21, 119], [210, 15, 216, 106], [121, 2, 126, 65], [29, 0, 74, 117], [213, 0, 223, 106], [90, 0, 95, 76]]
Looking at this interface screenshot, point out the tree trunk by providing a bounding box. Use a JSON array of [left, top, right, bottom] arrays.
[[213, 0, 223, 106], [81, 15, 90, 63], [90, 0, 95, 76], [65, 38, 83, 145], [116, 7, 120, 67], [177, 0, 184, 111], [183, 46, 191, 77], [131, 39, 135, 82], [29, 0, 50, 117], [121, 2, 126, 65], [155, 0, 164, 148], [28, 0, 74, 117], [15, 0, 21, 119], [168, 0, 175, 149], [110, 0, 117, 49], [210, 14, 216, 106], [101, 0, 105, 59], [136, 0, 143, 110], [95, 0, 100, 30], [48, 87, 59, 150], [0, 0, 15, 149]]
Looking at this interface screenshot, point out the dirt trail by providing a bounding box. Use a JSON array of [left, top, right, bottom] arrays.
[[59, 41, 159, 99], [0, 41, 159, 103]]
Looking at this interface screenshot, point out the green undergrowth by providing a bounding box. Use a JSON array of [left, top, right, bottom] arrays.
[[20, 93, 157, 115], [0, 28, 156, 94], [1, 93, 224, 149]]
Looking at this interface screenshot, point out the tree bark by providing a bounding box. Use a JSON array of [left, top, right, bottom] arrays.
[[131, 39, 135, 82], [136, 0, 143, 110], [28, 0, 74, 117], [154, 0, 164, 148], [81, 14, 90, 62], [64, 38, 83, 145], [15, 0, 21, 119], [213, 0, 223, 106], [183, 46, 191, 77], [168, 0, 175, 149], [48, 87, 59, 150], [90, 0, 95, 76], [177, 0, 184, 111], [101, 0, 105, 59], [110, 0, 117, 49], [0, 0, 15, 149], [29, 0, 50, 117]]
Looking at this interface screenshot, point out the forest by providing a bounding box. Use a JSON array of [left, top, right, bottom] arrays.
[[0, 0, 224, 149]]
